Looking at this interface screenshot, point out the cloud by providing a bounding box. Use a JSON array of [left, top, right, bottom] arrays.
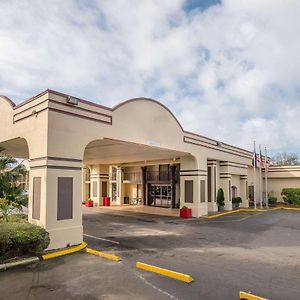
[[0, 0, 299, 155]]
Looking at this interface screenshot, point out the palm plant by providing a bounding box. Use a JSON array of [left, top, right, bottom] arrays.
[[0, 198, 12, 222], [0, 153, 27, 219]]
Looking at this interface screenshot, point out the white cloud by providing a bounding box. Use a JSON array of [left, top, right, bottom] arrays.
[[0, 0, 299, 154]]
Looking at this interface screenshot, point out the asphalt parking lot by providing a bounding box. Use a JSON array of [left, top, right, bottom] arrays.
[[1, 209, 300, 299]]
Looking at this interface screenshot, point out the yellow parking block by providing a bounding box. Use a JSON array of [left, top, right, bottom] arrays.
[[136, 262, 193, 283], [240, 291, 269, 300], [42, 242, 87, 260], [86, 247, 121, 262]]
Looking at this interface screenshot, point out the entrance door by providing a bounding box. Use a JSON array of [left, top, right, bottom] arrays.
[[149, 184, 172, 208]]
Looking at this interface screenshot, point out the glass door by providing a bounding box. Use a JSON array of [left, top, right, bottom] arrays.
[[149, 184, 172, 208]]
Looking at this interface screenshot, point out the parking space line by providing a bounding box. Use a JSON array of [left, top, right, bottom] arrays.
[[83, 233, 120, 244], [240, 291, 269, 300], [136, 262, 193, 283]]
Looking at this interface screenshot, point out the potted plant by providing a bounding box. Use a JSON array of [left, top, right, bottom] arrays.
[[217, 188, 225, 211], [180, 206, 192, 218], [232, 196, 242, 209], [85, 198, 94, 207]]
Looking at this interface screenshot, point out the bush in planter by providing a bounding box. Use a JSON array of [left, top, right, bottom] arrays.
[[0, 222, 50, 262], [268, 196, 277, 205], [217, 188, 225, 209], [281, 188, 300, 206], [232, 197, 242, 204], [232, 197, 242, 208]]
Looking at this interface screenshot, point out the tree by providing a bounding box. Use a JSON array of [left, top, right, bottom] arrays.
[[0, 154, 27, 220], [271, 152, 299, 166], [217, 188, 225, 208]]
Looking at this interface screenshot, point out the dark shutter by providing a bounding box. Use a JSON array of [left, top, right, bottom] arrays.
[[185, 180, 193, 203], [208, 167, 211, 202], [32, 177, 41, 220], [102, 181, 108, 197], [229, 180, 231, 201], [213, 167, 217, 202], [200, 180, 206, 203], [57, 177, 73, 220], [92, 181, 97, 197]]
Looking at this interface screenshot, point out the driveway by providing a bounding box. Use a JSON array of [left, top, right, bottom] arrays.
[[1, 209, 300, 299], [83, 208, 300, 300]]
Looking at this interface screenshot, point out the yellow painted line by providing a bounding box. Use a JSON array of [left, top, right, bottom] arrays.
[[203, 209, 241, 219], [42, 242, 87, 260], [240, 291, 269, 300], [203, 207, 284, 219], [136, 262, 193, 283], [282, 207, 300, 211], [86, 247, 121, 262]]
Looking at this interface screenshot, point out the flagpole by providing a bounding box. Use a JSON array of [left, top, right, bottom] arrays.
[[259, 144, 263, 208], [253, 141, 257, 209], [265, 146, 268, 207]]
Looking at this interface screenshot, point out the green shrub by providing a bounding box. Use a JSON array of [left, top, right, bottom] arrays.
[[232, 197, 242, 204], [268, 197, 277, 205], [281, 188, 300, 206], [217, 188, 225, 207], [0, 222, 50, 262], [0, 213, 27, 223]]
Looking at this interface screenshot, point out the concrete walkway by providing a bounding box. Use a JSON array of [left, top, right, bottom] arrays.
[[83, 204, 179, 217]]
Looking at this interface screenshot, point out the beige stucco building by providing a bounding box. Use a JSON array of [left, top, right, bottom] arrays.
[[0, 89, 298, 249]]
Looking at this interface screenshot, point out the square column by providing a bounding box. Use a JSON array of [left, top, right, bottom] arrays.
[[207, 160, 218, 212], [115, 166, 123, 205], [179, 157, 208, 217], [219, 176, 232, 211], [240, 175, 249, 208], [28, 158, 83, 250], [89, 165, 109, 206]]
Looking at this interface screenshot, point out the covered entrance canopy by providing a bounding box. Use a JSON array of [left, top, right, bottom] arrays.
[[0, 137, 29, 158], [83, 138, 191, 210], [84, 138, 191, 165]]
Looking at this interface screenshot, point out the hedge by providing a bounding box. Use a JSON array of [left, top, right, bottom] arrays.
[[0, 221, 50, 262], [281, 188, 300, 206]]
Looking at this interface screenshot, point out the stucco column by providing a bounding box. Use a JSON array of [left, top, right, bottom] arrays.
[[28, 158, 83, 250], [240, 175, 249, 208], [179, 156, 208, 217], [207, 161, 218, 212], [90, 165, 101, 206], [115, 166, 123, 205], [219, 176, 232, 211]]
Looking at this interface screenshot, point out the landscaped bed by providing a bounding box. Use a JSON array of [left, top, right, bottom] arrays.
[[0, 214, 49, 264]]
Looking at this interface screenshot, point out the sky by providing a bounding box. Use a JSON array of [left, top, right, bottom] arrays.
[[0, 0, 299, 156]]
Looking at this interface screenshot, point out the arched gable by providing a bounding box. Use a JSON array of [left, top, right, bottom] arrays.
[[111, 98, 184, 150]]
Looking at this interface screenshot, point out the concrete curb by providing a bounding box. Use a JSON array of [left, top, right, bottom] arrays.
[[0, 257, 40, 271], [136, 262, 193, 283], [86, 247, 121, 261], [240, 291, 269, 300], [42, 242, 87, 260]]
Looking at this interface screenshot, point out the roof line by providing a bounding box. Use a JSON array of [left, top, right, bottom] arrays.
[[4, 88, 252, 156]]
